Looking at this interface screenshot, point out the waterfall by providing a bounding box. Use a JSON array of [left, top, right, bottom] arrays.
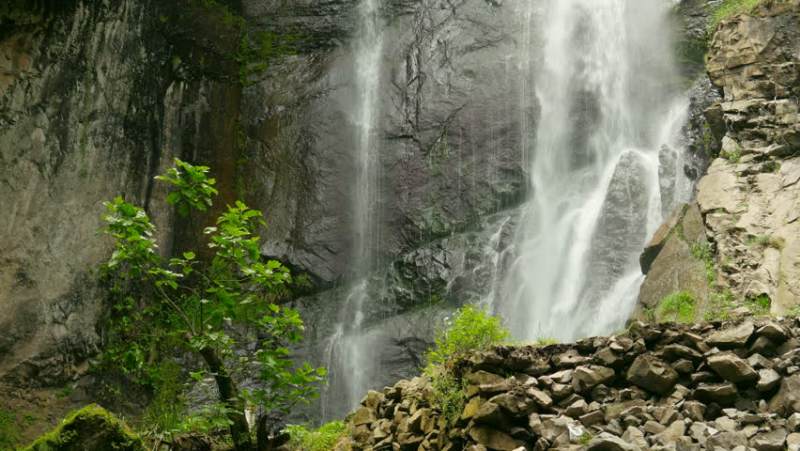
[[492, 0, 690, 341], [320, 0, 385, 420]]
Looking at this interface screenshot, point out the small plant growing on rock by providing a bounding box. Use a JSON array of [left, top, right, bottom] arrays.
[[746, 294, 772, 316], [424, 306, 509, 424], [747, 234, 784, 250], [99, 158, 325, 451], [426, 305, 510, 368], [656, 292, 697, 323]]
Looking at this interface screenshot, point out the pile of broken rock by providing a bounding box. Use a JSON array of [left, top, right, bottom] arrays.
[[337, 317, 800, 450]]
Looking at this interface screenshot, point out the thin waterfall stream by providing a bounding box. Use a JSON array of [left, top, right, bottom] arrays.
[[320, 0, 385, 420]]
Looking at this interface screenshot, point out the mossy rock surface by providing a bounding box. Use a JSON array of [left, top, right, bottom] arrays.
[[23, 404, 144, 451]]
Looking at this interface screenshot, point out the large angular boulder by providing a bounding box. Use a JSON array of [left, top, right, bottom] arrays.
[[770, 375, 800, 415], [627, 355, 679, 395], [707, 322, 755, 349], [707, 352, 758, 383], [468, 426, 525, 451]]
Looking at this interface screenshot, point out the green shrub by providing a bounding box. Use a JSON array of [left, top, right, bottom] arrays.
[[657, 292, 697, 323], [424, 306, 509, 424], [284, 421, 346, 451], [0, 409, 19, 449], [708, 0, 762, 34], [746, 294, 772, 316], [704, 290, 736, 321], [426, 306, 510, 368]]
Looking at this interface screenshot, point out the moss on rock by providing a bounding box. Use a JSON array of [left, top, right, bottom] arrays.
[[22, 404, 144, 451]]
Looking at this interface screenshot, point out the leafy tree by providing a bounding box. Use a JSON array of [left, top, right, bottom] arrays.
[[99, 158, 324, 451]]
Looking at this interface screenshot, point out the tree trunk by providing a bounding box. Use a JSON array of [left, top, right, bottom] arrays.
[[199, 346, 253, 451]]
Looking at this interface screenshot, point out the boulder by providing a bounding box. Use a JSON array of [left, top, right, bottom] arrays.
[[627, 355, 679, 395], [468, 427, 525, 451], [707, 322, 755, 349], [751, 428, 787, 451], [707, 352, 759, 383], [757, 368, 782, 393], [573, 365, 616, 393], [23, 404, 145, 451], [769, 374, 800, 415], [695, 382, 739, 405], [586, 432, 640, 451]]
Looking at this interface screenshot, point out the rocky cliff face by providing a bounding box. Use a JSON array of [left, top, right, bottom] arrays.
[[0, 0, 530, 388], [337, 317, 800, 451], [640, 0, 800, 318]]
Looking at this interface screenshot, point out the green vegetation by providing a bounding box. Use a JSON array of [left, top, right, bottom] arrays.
[[138, 362, 186, 439], [99, 158, 324, 451], [424, 306, 510, 424], [426, 305, 510, 368], [657, 292, 697, 323], [720, 146, 742, 163], [0, 409, 19, 449], [691, 240, 717, 286], [702, 122, 719, 158], [708, 0, 763, 34], [23, 404, 144, 451], [284, 421, 347, 451], [746, 294, 772, 316], [578, 431, 594, 445], [747, 234, 785, 250], [704, 290, 736, 321]]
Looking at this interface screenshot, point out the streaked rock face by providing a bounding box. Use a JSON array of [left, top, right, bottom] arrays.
[[640, 1, 800, 316]]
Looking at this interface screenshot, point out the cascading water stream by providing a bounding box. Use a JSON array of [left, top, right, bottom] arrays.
[[320, 0, 384, 421], [492, 0, 691, 341]]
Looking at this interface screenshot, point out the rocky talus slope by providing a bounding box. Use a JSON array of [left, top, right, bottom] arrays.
[[337, 317, 800, 450], [640, 0, 800, 316]]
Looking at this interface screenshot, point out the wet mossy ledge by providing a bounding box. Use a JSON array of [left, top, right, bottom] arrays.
[[22, 404, 144, 451]]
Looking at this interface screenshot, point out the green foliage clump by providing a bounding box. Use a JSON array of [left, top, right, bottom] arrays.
[[138, 362, 187, 439], [746, 294, 772, 316], [704, 290, 736, 321], [691, 240, 717, 286], [424, 306, 509, 424], [284, 421, 347, 451], [656, 292, 697, 323], [720, 146, 742, 163], [708, 0, 763, 34], [0, 409, 20, 449], [747, 234, 785, 250], [426, 305, 510, 368], [23, 404, 144, 451], [99, 158, 325, 450]]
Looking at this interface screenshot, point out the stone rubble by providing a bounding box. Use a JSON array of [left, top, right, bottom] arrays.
[[336, 317, 800, 450]]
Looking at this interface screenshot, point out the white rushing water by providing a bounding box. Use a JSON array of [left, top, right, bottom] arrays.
[[492, 0, 691, 341], [320, 0, 384, 419]]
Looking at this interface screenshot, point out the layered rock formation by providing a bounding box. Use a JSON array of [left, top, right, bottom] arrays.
[[640, 0, 800, 317], [338, 317, 800, 450]]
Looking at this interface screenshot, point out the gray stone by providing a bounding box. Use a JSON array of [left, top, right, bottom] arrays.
[[695, 382, 738, 406], [468, 426, 525, 451], [573, 365, 615, 393], [707, 352, 759, 383], [751, 428, 787, 451], [627, 355, 679, 395], [757, 368, 782, 393], [707, 322, 755, 349], [586, 432, 639, 451]]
